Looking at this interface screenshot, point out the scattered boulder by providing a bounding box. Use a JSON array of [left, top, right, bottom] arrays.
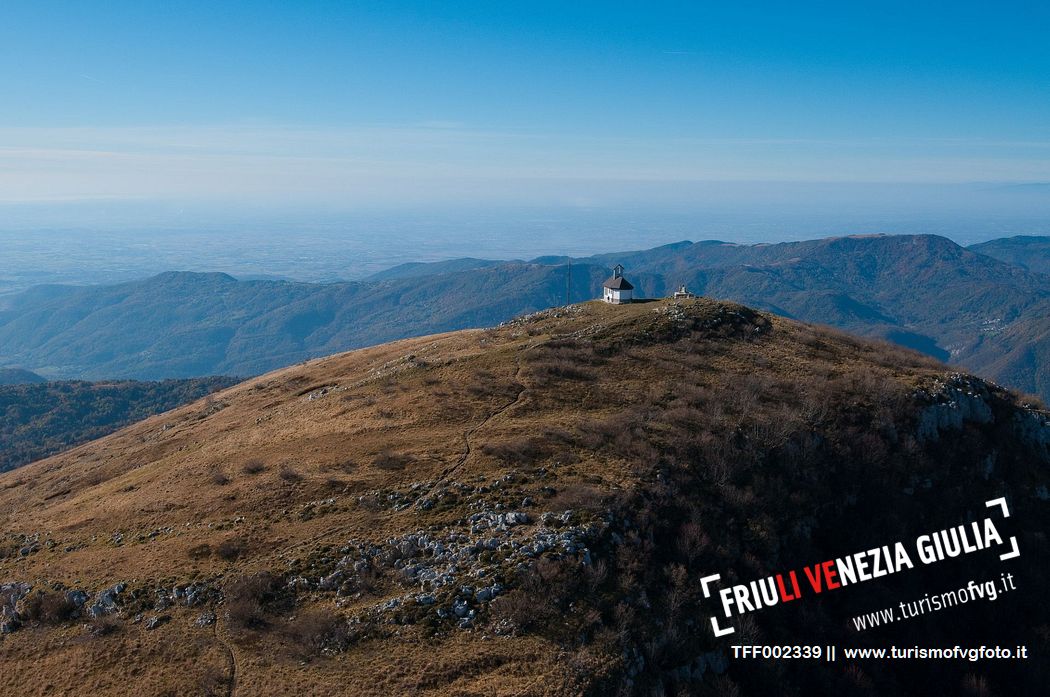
[[88, 583, 126, 618], [475, 585, 503, 603], [503, 511, 529, 526], [319, 572, 343, 591], [65, 590, 89, 609]]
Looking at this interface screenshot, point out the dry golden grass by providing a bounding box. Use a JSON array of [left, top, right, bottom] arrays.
[[0, 299, 959, 695]]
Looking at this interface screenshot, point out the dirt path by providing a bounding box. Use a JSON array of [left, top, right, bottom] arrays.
[[263, 349, 531, 568], [232, 342, 538, 578], [213, 616, 239, 697], [435, 351, 528, 484]]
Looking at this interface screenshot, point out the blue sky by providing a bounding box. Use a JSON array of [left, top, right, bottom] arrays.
[[1, 1, 1048, 210]]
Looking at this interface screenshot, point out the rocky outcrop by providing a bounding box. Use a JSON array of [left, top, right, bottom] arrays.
[[915, 373, 995, 441], [0, 582, 31, 634], [88, 583, 127, 618], [279, 500, 600, 633], [1012, 409, 1050, 454], [913, 372, 1050, 460]]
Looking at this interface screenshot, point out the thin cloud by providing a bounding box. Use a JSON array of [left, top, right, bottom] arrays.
[[0, 124, 1047, 206]]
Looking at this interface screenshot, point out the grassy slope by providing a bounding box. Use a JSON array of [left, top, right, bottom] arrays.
[[0, 299, 1046, 696]]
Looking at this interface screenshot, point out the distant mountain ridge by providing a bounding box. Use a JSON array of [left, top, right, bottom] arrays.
[[365, 257, 510, 281], [969, 235, 1050, 275], [0, 263, 615, 379], [1, 233, 1048, 401], [0, 368, 45, 385]]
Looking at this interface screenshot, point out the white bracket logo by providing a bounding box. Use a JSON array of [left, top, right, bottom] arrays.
[[700, 573, 735, 637], [985, 497, 1020, 560]]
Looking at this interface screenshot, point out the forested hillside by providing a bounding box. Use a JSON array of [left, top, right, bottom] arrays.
[[0, 377, 239, 472]]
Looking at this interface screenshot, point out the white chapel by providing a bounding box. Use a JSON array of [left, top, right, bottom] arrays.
[[602, 264, 634, 304]]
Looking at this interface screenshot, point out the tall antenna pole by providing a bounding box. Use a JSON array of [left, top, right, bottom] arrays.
[[566, 257, 571, 307]]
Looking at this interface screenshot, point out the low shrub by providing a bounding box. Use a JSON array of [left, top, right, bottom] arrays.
[[481, 437, 551, 465], [242, 459, 266, 475], [278, 463, 303, 483], [372, 450, 414, 471], [21, 590, 77, 625], [188, 543, 212, 560], [283, 608, 351, 657], [208, 466, 230, 486], [528, 359, 595, 385], [216, 538, 246, 561], [225, 572, 280, 631], [489, 557, 580, 636]]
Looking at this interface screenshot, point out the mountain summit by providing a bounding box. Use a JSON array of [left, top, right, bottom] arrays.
[[0, 299, 1046, 695]]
